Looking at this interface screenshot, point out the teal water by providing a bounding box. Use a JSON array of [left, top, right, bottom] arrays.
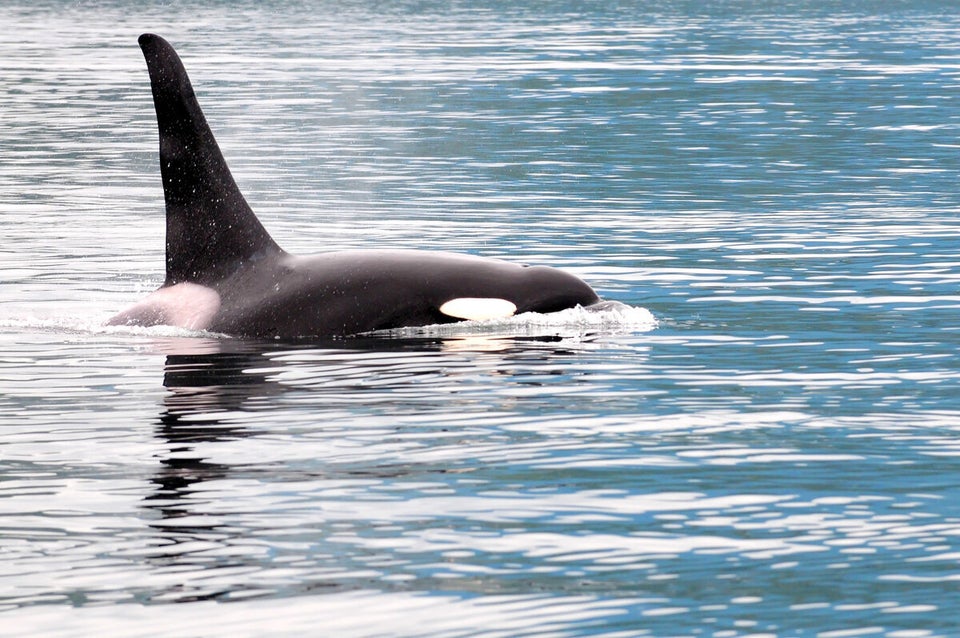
[[1, 1, 959, 636]]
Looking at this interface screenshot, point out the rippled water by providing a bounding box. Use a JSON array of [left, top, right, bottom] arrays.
[[2, 1, 960, 636]]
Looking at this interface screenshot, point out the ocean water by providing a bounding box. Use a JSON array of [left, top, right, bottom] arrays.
[[2, 1, 960, 635]]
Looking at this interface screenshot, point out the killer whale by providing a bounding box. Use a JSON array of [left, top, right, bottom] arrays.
[[108, 34, 601, 338]]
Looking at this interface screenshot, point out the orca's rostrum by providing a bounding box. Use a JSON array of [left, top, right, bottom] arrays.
[[109, 34, 603, 338]]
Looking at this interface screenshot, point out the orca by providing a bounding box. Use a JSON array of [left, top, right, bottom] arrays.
[[108, 34, 602, 338]]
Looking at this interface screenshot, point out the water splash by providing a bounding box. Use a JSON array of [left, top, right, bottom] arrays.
[[0, 303, 656, 343], [373, 302, 658, 338]]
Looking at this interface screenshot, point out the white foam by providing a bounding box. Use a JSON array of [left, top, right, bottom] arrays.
[[2, 302, 657, 342], [0, 315, 223, 340], [372, 302, 658, 338]]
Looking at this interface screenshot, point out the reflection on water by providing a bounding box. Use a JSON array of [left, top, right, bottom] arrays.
[[146, 342, 269, 585], [17, 332, 939, 635], [3, 0, 960, 636], [141, 334, 625, 605]]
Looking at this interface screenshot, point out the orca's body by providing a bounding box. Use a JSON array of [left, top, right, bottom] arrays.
[[109, 34, 601, 338]]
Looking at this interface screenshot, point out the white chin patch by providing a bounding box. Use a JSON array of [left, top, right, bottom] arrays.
[[439, 297, 517, 322]]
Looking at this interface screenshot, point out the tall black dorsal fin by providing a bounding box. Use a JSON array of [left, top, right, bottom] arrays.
[[138, 34, 283, 286]]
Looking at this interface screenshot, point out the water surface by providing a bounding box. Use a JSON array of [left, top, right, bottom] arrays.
[[2, 1, 960, 636]]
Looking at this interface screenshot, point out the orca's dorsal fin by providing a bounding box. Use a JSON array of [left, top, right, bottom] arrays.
[[138, 34, 283, 286]]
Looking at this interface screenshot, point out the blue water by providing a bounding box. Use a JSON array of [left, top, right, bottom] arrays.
[[2, 1, 960, 636]]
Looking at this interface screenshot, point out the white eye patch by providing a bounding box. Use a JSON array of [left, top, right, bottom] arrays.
[[439, 297, 517, 321]]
